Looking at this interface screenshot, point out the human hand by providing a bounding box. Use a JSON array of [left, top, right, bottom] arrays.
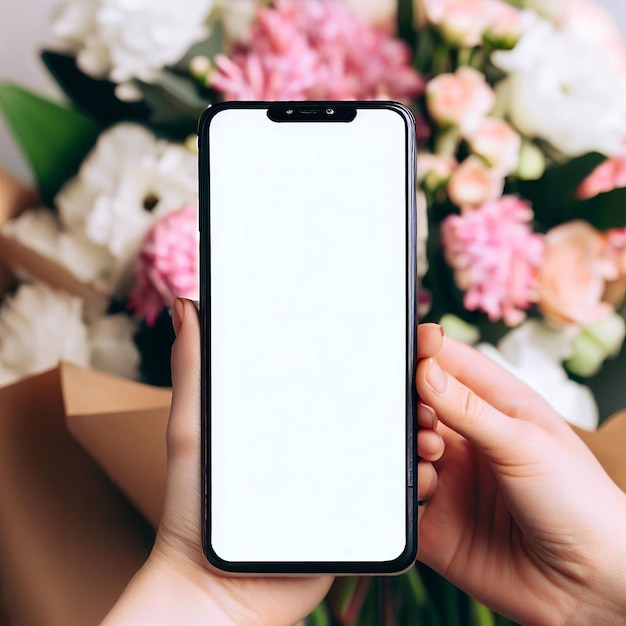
[[105, 303, 442, 626], [416, 325, 626, 625]]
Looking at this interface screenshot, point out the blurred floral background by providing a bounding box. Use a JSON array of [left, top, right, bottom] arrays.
[[2, 0, 626, 624]]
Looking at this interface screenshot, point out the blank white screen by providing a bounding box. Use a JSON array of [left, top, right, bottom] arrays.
[[209, 107, 407, 563]]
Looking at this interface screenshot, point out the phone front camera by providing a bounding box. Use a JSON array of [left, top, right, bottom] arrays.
[[286, 109, 294, 115], [326, 108, 335, 115]]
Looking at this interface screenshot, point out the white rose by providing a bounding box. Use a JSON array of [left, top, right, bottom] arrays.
[[493, 12, 626, 157], [477, 320, 599, 430], [52, 0, 214, 91], [0, 283, 90, 379], [56, 124, 198, 296]]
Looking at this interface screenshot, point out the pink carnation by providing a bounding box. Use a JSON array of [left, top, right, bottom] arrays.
[[128, 206, 199, 326], [210, 0, 424, 101], [441, 196, 544, 326], [577, 156, 626, 200]]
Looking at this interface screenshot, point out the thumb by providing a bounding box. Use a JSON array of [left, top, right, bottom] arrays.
[[156, 298, 202, 547], [167, 297, 201, 466], [416, 357, 534, 465]]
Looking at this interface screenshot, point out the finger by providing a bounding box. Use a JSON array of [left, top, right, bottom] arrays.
[[422, 337, 566, 433], [417, 323, 444, 359], [417, 429, 445, 462], [417, 461, 437, 526], [167, 298, 201, 466], [158, 298, 202, 538], [417, 402, 438, 429], [417, 358, 533, 463]]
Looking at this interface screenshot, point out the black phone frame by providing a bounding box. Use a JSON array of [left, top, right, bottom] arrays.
[[198, 101, 418, 575]]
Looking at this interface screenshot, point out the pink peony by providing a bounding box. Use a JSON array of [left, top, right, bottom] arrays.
[[128, 206, 199, 326], [465, 117, 521, 175], [447, 156, 504, 209], [577, 156, 626, 200], [537, 221, 618, 327], [441, 196, 544, 326], [426, 67, 495, 134], [210, 0, 424, 101]]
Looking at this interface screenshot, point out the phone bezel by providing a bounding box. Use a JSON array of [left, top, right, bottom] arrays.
[[198, 101, 418, 575]]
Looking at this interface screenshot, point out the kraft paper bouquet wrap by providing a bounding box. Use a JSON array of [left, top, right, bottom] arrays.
[[3, 0, 626, 624]]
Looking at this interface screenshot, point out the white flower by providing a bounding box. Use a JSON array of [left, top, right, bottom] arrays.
[[52, 0, 215, 89], [477, 320, 599, 430], [56, 123, 197, 296], [493, 12, 626, 157], [216, 0, 260, 43], [2, 209, 114, 292], [0, 283, 90, 379], [88, 314, 141, 380]]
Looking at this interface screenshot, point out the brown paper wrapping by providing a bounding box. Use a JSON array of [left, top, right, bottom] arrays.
[[0, 368, 153, 626], [574, 417, 626, 491], [0, 168, 39, 295], [61, 362, 172, 527]]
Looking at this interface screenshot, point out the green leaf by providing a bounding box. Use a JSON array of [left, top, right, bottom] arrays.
[[469, 598, 496, 626], [306, 603, 331, 626], [135, 70, 210, 139], [0, 83, 102, 204], [575, 187, 626, 230], [397, 0, 414, 46], [518, 152, 605, 231]]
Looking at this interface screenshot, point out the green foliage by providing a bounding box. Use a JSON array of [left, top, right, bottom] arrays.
[[0, 82, 102, 204]]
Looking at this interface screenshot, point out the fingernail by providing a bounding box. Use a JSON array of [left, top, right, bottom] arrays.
[[172, 298, 185, 336], [426, 358, 448, 394], [418, 403, 438, 429]]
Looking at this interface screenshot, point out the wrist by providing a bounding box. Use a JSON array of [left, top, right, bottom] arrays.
[[103, 555, 259, 626]]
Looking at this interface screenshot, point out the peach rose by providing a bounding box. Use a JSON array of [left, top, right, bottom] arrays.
[[422, 0, 490, 47], [465, 117, 521, 175], [447, 156, 504, 209], [417, 154, 458, 189], [538, 221, 619, 327], [426, 67, 495, 134]]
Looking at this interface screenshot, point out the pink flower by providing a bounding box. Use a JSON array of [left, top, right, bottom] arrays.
[[465, 118, 521, 175], [537, 221, 618, 328], [426, 67, 495, 133], [128, 206, 199, 326], [484, 0, 523, 47], [210, 0, 424, 101], [447, 156, 504, 209], [441, 196, 544, 326], [577, 156, 626, 200], [422, 0, 520, 48], [417, 154, 457, 189]]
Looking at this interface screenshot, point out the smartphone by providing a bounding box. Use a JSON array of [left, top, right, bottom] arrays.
[[198, 101, 417, 575]]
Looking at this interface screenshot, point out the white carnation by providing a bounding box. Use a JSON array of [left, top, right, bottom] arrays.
[[56, 123, 198, 296], [88, 314, 141, 380], [478, 320, 599, 430], [52, 0, 215, 89], [493, 12, 626, 157], [0, 283, 90, 379], [2, 209, 115, 292]]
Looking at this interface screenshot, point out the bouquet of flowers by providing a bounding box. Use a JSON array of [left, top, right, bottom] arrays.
[[2, 0, 626, 623]]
